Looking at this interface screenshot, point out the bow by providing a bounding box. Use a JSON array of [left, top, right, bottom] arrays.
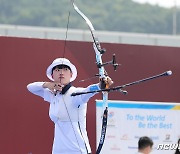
[[69, 2, 174, 154], [70, 0, 118, 153]]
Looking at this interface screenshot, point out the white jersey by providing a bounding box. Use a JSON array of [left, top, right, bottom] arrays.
[[27, 82, 100, 154]]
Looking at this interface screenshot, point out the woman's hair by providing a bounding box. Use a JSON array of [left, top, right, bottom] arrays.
[[52, 64, 71, 74]]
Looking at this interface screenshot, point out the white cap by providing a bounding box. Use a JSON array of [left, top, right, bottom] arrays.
[[46, 58, 77, 82]]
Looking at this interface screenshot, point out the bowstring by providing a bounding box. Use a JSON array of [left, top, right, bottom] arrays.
[[62, 11, 70, 59], [60, 2, 83, 154]]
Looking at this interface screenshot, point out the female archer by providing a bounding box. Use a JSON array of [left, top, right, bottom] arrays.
[[27, 57, 113, 154]]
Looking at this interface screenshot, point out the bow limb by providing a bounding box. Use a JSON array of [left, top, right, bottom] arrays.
[[70, 0, 104, 53], [72, 2, 95, 31], [70, 1, 109, 153]]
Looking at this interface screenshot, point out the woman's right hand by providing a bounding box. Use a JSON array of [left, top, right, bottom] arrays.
[[43, 82, 64, 94]]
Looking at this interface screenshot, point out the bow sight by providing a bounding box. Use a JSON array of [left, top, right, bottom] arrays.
[[94, 39, 119, 71], [96, 53, 119, 71]]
